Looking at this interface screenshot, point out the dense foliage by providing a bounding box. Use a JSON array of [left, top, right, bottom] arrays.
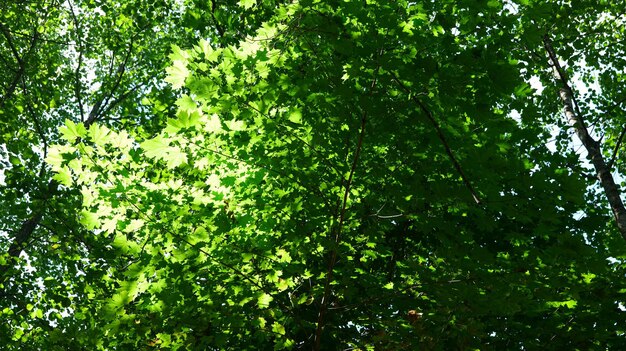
[[2, 0, 626, 350]]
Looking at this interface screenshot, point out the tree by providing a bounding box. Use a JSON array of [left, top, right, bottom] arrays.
[[0, 0, 198, 347], [3, 0, 626, 349]]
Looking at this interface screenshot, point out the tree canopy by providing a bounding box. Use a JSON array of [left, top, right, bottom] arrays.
[[2, 0, 626, 350]]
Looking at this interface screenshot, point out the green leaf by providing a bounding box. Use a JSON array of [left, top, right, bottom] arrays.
[[31, 308, 43, 319], [276, 279, 289, 292], [88, 123, 110, 146], [276, 248, 291, 263], [52, 166, 73, 186], [165, 60, 190, 89], [202, 114, 223, 133], [123, 219, 144, 233], [238, 0, 256, 10], [581, 273, 596, 284], [12, 328, 24, 341], [175, 94, 197, 112], [140, 134, 170, 159], [224, 119, 246, 131], [59, 119, 87, 142], [257, 293, 273, 309], [79, 210, 100, 230], [112, 233, 141, 254], [166, 110, 201, 133], [272, 321, 285, 336], [546, 300, 578, 309], [169, 44, 189, 62], [197, 39, 215, 60], [45, 145, 73, 168], [162, 146, 187, 169], [514, 83, 533, 98], [288, 109, 302, 124], [487, 0, 502, 8]]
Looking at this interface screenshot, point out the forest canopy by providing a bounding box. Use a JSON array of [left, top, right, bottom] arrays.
[[2, 0, 626, 350]]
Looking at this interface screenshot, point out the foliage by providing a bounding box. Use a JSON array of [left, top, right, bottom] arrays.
[[3, 0, 626, 350]]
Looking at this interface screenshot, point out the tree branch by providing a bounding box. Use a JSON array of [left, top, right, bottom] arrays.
[[67, 0, 85, 120], [0, 26, 40, 110], [0, 22, 24, 66], [97, 83, 142, 121], [313, 108, 367, 351], [0, 212, 44, 277], [391, 73, 482, 205], [0, 8, 51, 281], [20, 76, 49, 177], [544, 35, 626, 241], [86, 41, 133, 127], [608, 124, 626, 171], [210, 0, 226, 43], [312, 61, 380, 349]]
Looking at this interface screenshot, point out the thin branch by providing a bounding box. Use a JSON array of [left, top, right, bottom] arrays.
[[608, 124, 626, 171], [0, 27, 40, 110], [86, 40, 134, 127], [2, 26, 78, 47], [312, 58, 379, 348], [313, 107, 367, 351], [19, 77, 49, 177], [210, 0, 226, 43], [243, 100, 343, 178], [97, 83, 142, 120], [0, 212, 44, 278], [369, 202, 404, 219], [67, 0, 85, 120], [391, 73, 482, 205], [375, 213, 404, 219], [0, 22, 24, 65]]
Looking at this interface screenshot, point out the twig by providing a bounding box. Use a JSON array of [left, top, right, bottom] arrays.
[[98, 83, 142, 120]]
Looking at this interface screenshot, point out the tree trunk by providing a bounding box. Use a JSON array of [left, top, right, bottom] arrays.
[[544, 35, 626, 241]]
